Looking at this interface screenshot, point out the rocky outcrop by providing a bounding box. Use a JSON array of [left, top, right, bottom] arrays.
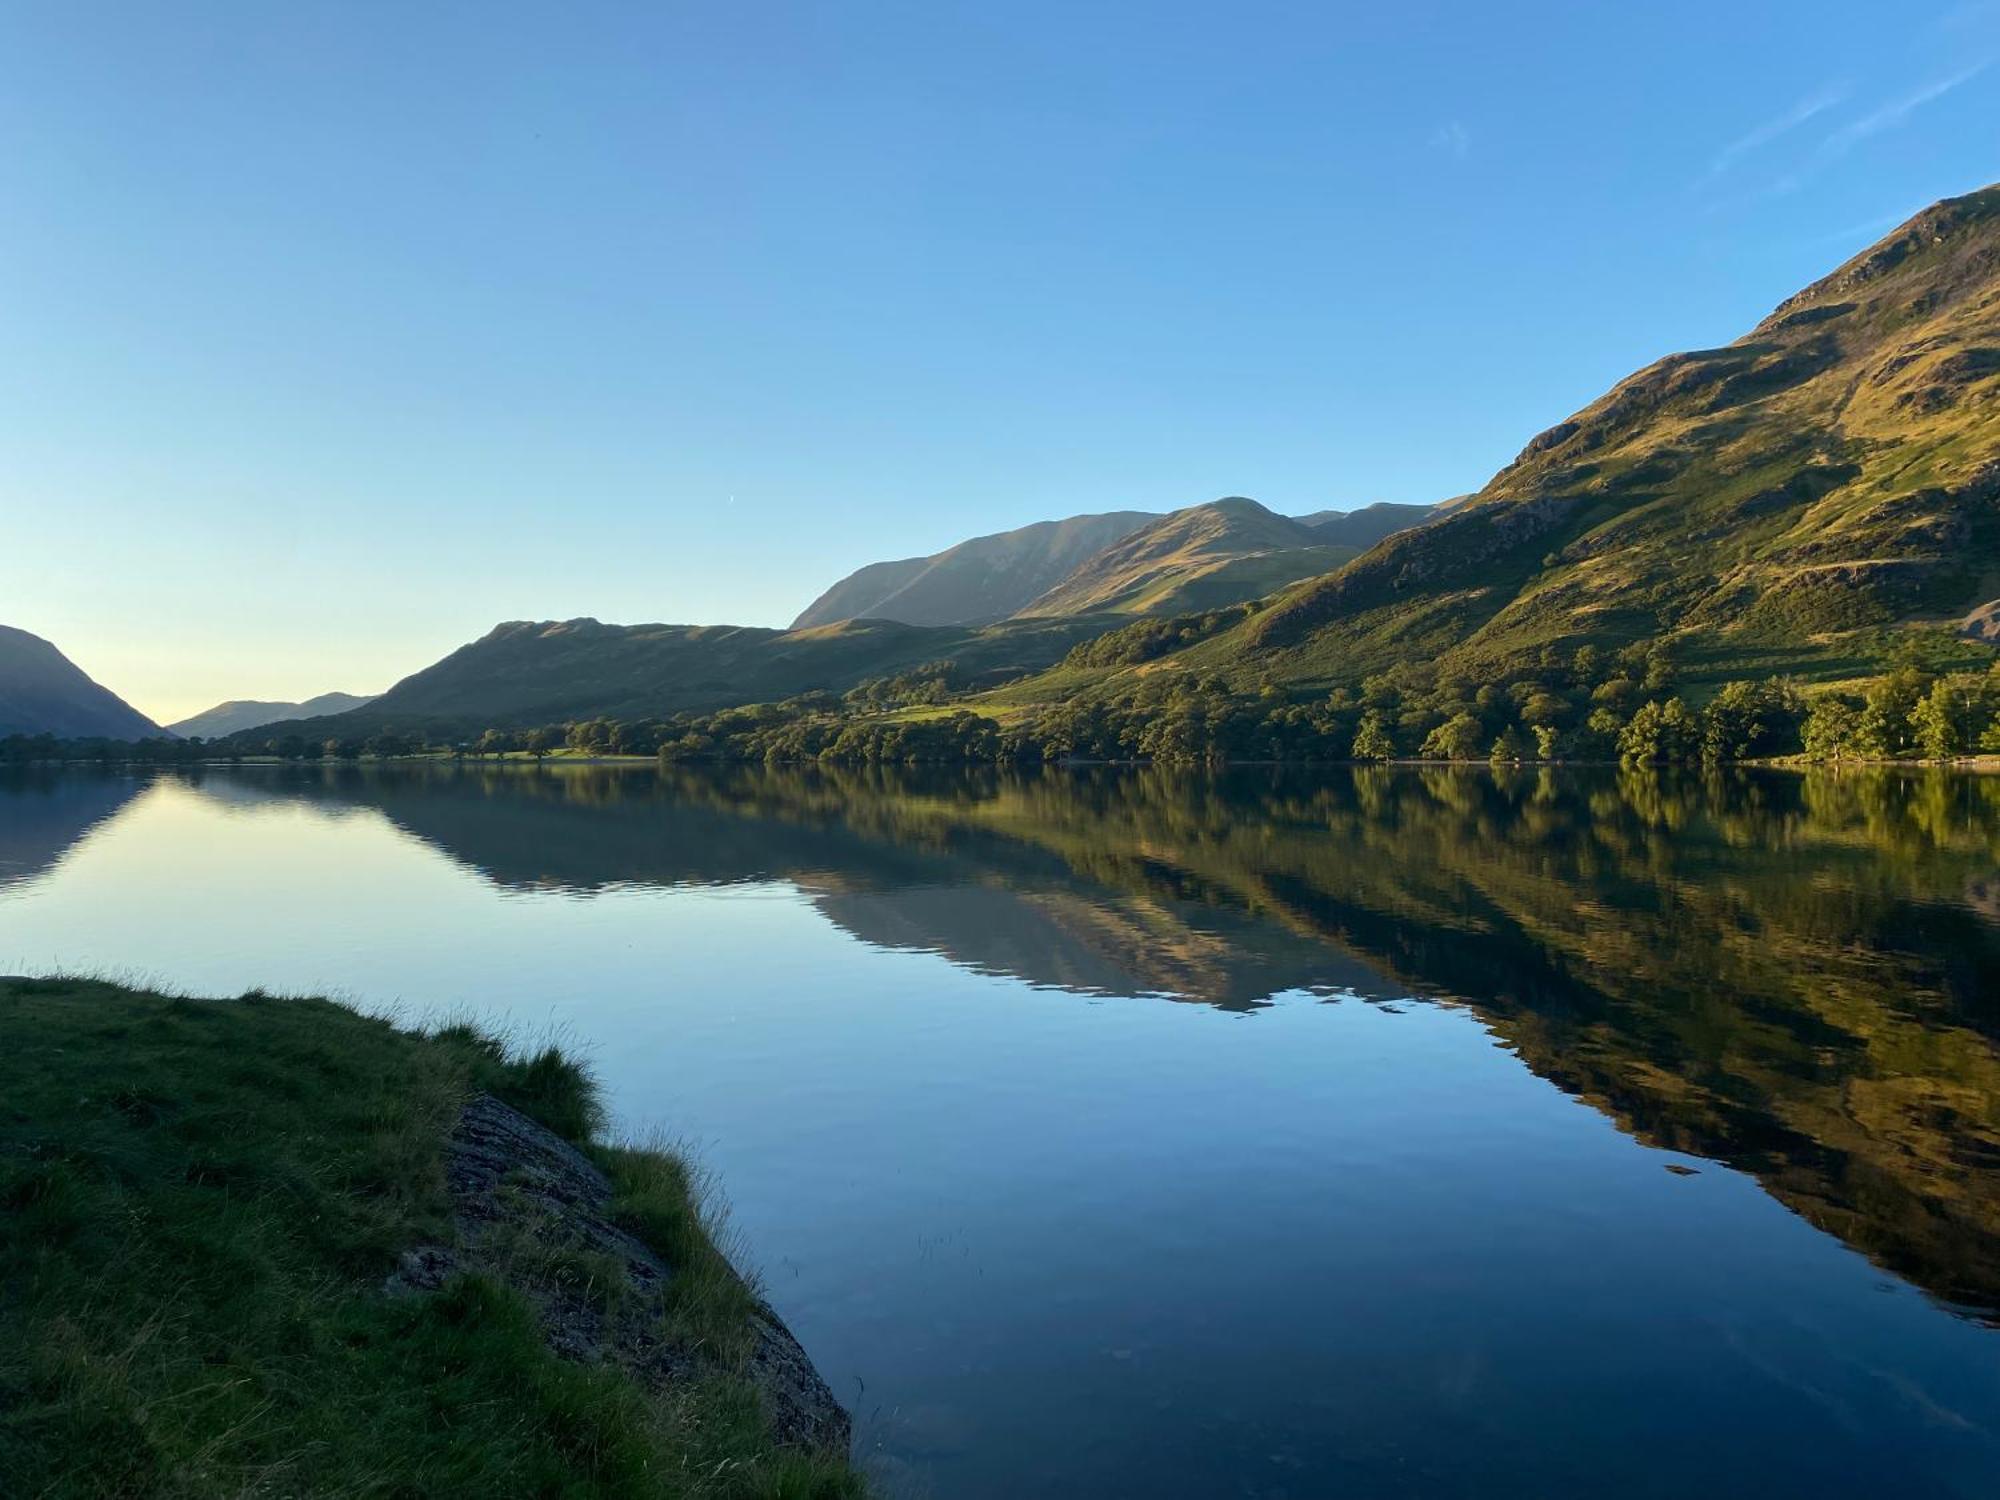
[[1963, 599, 2000, 642], [387, 1093, 849, 1455]]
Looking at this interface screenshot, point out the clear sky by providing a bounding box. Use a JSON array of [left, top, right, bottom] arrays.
[[4, 1, 1997, 723]]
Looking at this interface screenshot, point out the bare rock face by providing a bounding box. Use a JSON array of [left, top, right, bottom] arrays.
[[1962, 599, 2000, 642], [387, 1093, 850, 1456]]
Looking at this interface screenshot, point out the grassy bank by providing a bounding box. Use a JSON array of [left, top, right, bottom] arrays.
[[0, 977, 862, 1499]]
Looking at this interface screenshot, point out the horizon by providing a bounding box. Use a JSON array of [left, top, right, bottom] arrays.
[[6, 2, 2000, 722]]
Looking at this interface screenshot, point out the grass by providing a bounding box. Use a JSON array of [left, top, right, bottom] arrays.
[[0, 977, 863, 1499]]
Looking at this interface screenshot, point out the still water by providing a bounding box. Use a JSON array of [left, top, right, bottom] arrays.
[[4, 762, 2000, 1497]]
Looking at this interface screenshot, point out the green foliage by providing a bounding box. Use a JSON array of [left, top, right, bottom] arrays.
[[1420, 712, 1485, 761], [1617, 698, 1699, 765], [1352, 710, 1396, 761], [1801, 695, 1865, 761], [1700, 680, 1805, 764], [1909, 673, 1998, 759]]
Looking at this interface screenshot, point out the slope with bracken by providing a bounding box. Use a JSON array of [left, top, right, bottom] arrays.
[[1006, 186, 2000, 704], [790, 510, 1155, 629], [1016, 497, 1358, 618]]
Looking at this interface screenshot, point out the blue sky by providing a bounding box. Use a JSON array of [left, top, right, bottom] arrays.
[[4, 1, 1998, 721]]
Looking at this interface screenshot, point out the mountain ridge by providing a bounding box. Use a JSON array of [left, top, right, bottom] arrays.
[[790, 510, 1156, 629], [169, 692, 379, 740], [0, 625, 164, 740], [1000, 184, 2000, 706], [1016, 497, 1353, 617]]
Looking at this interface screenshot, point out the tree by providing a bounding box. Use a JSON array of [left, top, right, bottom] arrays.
[[1533, 723, 1563, 761], [1800, 695, 1862, 761], [1908, 674, 1988, 759], [1419, 712, 1484, 761], [1618, 698, 1698, 764], [1581, 707, 1624, 758], [1490, 726, 1526, 764], [524, 727, 559, 763], [1351, 710, 1396, 761], [1856, 667, 1929, 758], [1700, 680, 1804, 763]]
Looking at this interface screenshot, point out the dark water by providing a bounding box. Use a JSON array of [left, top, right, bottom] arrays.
[[5, 762, 2000, 1497]]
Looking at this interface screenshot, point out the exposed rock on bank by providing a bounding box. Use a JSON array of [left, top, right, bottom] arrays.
[[388, 1093, 850, 1455]]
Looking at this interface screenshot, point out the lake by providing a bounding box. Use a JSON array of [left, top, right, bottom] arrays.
[[4, 761, 1999, 1497]]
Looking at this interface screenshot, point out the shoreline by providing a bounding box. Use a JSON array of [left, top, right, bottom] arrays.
[[7, 751, 1999, 772], [0, 977, 863, 1497]]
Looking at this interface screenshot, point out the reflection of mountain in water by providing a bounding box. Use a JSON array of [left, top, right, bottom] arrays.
[[187, 764, 1401, 1007], [28, 760, 2000, 1322], [0, 769, 145, 889]]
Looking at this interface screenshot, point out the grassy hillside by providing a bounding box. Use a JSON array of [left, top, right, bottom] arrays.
[[239, 613, 1118, 740], [1017, 497, 1355, 617], [997, 187, 2000, 708], [790, 510, 1155, 628], [0, 977, 859, 1499], [0, 625, 162, 740]]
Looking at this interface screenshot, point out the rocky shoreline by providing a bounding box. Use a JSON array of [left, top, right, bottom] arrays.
[[388, 1092, 851, 1456]]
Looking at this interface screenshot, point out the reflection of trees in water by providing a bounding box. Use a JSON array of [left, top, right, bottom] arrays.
[[113, 759, 2000, 1318]]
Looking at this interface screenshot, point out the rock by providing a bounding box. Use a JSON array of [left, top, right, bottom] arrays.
[[389, 1093, 850, 1456], [1960, 599, 2000, 642]]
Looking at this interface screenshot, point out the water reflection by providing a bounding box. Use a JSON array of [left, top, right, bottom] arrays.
[[227, 764, 2000, 1312], [0, 767, 145, 887], [16, 759, 1999, 1329]]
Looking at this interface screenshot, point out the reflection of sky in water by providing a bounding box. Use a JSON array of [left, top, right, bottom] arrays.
[[4, 770, 1999, 1499]]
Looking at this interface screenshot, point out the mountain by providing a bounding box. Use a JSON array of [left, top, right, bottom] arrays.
[[168, 692, 378, 740], [235, 614, 1116, 739], [791, 510, 1156, 629], [0, 625, 163, 739], [1017, 497, 1355, 617], [1289, 500, 1441, 549], [1014, 185, 2000, 699]]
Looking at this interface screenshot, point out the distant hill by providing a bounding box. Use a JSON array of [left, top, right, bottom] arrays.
[[1290, 501, 1442, 549], [996, 184, 2000, 703], [791, 510, 1156, 628], [0, 625, 163, 739], [168, 692, 378, 740], [234, 614, 1117, 739], [1017, 497, 1352, 617]]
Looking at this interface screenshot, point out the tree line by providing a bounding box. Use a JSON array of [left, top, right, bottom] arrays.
[[6, 644, 1998, 769]]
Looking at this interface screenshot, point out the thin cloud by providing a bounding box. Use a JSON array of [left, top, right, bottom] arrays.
[[1808, 207, 1918, 247], [1701, 86, 1846, 185], [1429, 120, 1470, 160], [1820, 60, 1992, 157]]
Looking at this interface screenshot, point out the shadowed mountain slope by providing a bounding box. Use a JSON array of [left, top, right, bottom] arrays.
[[236, 614, 1117, 739], [168, 692, 378, 739], [1290, 500, 1441, 549], [0, 625, 162, 739]]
